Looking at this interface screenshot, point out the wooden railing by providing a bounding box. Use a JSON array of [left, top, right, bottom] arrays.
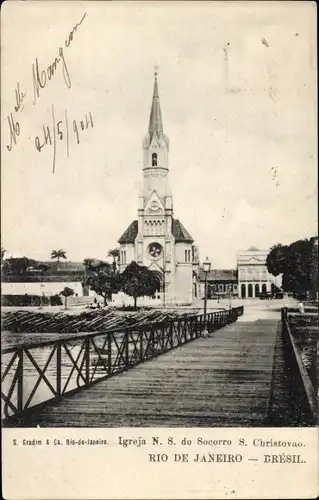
[[1, 306, 243, 424], [281, 307, 317, 425]]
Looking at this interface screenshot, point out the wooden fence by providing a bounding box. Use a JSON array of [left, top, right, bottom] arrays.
[[2, 306, 243, 424], [281, 307, 317, 425]]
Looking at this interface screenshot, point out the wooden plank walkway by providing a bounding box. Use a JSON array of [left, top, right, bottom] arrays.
[[15, 318, 283, 427]]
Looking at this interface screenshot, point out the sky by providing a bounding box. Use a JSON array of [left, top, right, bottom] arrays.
[[1, 1, 317, 268]]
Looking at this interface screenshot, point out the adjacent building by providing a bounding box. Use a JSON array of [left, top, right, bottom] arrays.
[[197, 269, 238, 299], [1, 261, 90, 298], [118, 73, 196, 304], [237, 248, 282, 298]]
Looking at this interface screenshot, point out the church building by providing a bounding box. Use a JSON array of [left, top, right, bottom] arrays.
[[118, 73, 196, 304]]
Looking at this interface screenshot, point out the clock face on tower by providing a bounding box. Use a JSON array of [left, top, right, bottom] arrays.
[[148, 242, 162, 259], [149, 201, 160, 211]]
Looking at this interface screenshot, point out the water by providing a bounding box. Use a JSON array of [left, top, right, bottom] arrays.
[[2, 330, 126, 419]]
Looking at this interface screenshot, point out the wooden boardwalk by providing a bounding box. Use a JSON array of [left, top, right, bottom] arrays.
[[15, 318, 285, 427]]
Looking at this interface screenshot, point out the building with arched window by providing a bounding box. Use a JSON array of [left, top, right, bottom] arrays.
[[118, 73, 197, 304], [237, 248, 282, 298]]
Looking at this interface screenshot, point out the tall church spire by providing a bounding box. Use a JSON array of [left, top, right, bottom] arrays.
[[148, 71, 163, 138]]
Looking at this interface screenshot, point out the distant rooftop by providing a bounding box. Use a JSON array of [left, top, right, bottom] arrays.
[[198, 269, 237, 282], [118, 219, 194, 244]]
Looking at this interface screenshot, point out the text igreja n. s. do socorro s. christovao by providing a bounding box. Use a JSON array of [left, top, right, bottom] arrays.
[[14, 435, 308, 464]]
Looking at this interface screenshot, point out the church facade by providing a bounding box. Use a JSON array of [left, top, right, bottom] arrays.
[[118, 73, 196, 304]]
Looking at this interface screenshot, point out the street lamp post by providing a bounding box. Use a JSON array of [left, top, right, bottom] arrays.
[[157, 253, 166, 309], [202, 256, 211, 337], [163, 261, 166, 309], [228, 285, 232, 310]]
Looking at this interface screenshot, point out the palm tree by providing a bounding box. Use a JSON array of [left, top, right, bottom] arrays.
[[50, 249, 67, 272], [83, 258, 95, 270], [107, 248, 120, 271]]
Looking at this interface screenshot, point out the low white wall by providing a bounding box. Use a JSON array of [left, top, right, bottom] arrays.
[[1, 281, 94, 297]]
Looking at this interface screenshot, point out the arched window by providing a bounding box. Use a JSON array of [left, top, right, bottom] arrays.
[[152, 153, 157, 166], [241, 284, 246, 298], [248, 284, 253, 298], [255, 284, 260, 297]]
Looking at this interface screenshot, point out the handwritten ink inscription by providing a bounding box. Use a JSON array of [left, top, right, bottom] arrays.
[[5, 12, 88, 172], [32, 13, 86, 105], [271, 166, 280, 187], [35, 106, 94, 173], [6, 83, 26, 151]]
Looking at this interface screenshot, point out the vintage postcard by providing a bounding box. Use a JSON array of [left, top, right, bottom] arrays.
[[1, 1, 318, 498]]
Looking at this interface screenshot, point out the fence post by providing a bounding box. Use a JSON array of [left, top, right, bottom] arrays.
[[139, 329, 144, 361], [125, 331, 129, 366], [56, 342, 62, 396], [85, 337, 90, 385], [170, 322, 174, 344], [17, 349, 23, 414], [108, 333, 112, 375], [281, 307, 287, 340], [177, 321, 182, 344]]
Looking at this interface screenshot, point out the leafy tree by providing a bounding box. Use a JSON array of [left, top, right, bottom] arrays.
[[60, 286, 74, 309], [266, 239, 313, 299], [107, 248, 120, 271], [2, 257, 30, 275], [83, 260, 120, 306], [266, 244, 288, 276], [50, 249, 67, 271], [37, 263, 50, 274], [121, 261, 160, 309]]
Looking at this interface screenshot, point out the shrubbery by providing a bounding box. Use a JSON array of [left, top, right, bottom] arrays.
[[1, 294, 62, 307]]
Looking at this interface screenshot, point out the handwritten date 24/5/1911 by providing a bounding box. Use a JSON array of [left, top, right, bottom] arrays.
[[35, 104, 93, 173]]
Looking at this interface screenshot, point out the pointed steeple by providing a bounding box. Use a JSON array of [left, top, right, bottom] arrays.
[[148, 71, 163, 138]]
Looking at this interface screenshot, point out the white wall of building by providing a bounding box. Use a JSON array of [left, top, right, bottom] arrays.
[[174, 243, 193, 304], [1, 281, 93, 297], [237, 249, 282, 298]]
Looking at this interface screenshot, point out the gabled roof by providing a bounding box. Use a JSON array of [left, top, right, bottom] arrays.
[[118, 220, 138, 244], [172, 219, 194, 243], [118, 218, 194, 244]]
